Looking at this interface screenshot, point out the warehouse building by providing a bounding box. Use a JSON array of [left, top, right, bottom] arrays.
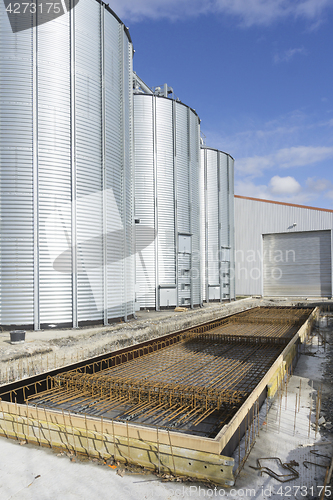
[[234, 195, 333, 298]]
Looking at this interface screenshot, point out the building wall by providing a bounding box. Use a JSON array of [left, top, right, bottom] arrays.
[[234, 196, 333, 296], [0, 0, 135, 328]]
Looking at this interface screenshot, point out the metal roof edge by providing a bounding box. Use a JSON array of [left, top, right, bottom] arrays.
[[133, 92, 201, 123], [95, 0, 133, 45], [200, 145, 235, 161], [234, 195, 333, 214]]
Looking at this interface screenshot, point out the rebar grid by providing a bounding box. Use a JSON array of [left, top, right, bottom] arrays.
[[187, 306, 313, 336], [208, 322, 299, 340], [230, 306, 312, 326], [28, 338, 283, 434], [4, 306, 314, 437]]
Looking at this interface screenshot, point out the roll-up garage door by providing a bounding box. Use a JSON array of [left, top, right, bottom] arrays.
[[263, 230, 332, 297]]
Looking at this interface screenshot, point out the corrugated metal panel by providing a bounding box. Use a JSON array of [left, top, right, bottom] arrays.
[[263, 231, 332, 297], [105, 14, 124, 318], [200, 147, 235, 302], [38, 16, 72, 324], [176, 104, 190, 234], [155, 97, 176, 286], [189, 111, 201, 306], [76, 0, 103, 322], [234, 197, 333, 296], [134, 95, 201, 308], [228, 157, 235, 299], [134, 97, 155, 308], [122, 32, 135, 318], [200, 148, 206, 302], [206, 150, 219, 286], [0, 0, 134, 327], [0, 10, 34, 325], [219, 152, 229, 248]]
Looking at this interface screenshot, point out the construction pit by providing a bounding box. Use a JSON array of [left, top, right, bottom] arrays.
[[0, 305, 319, 487]]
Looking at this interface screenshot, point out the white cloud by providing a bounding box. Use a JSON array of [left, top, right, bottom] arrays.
[[236, 155, 274, 176], [306, 177, 332, 192], [111, 0, 333, 25], [235, 177, 317, 206], [235, 179, 271, 199], [295, 0, 332, 18], [276, 146, 333, 168], [274, 47, 306, 64], [269, 175, 301, 195], [236, 146, 333, 176], [205, 108, 326, 165]]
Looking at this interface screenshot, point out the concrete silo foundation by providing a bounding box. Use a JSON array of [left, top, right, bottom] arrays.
[[0, 305, 319, 486]]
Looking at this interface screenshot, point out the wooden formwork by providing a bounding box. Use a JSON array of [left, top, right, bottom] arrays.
[[0, 399, 235, 486]]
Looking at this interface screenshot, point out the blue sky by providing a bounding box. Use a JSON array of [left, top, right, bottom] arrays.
[[112, 0, 333, 209]]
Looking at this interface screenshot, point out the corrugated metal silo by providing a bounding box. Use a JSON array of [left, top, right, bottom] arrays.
[[0, 0, 135, 329], [134, 93, 201, 309], [201, 147, 235, 302]]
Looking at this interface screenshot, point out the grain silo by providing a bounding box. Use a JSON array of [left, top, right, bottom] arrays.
[[133, 91, 202, 309], [200, 147, 235, 302], [0, 0, 135, 329]]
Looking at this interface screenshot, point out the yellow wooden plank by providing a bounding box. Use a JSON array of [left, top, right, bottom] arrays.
[[0, 409, 234, 486]]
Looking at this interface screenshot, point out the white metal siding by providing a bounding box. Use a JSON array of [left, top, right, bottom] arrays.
[[176, 105, 190, 234], [134, 95, 201, 309], [38, 16, 72, 324], [235, 196, 333, 297], [123, 34, 135, 319], [105, 15, 124, 319], [263, 231, 331, 297], [200, 147, 235, 302], [133, 97, 155, 308], [155, 98, 176, 287], [0, 0, 134, 327], [190, 111, 201, 306], [0, 14, 34, 325], [228, 157, 235, 300], [206, 150, 219, 286], [76, 0, 103, 322], [200, 146, 206, 302]]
